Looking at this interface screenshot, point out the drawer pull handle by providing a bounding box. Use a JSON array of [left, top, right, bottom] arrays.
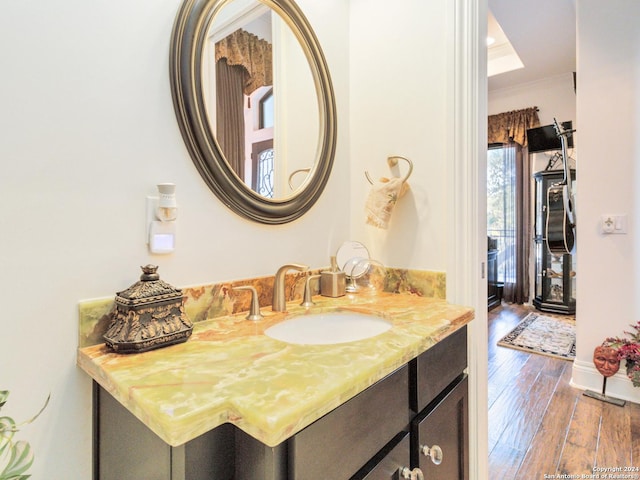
[[420, 444, 443, 465], [400, 467, 425, 480]]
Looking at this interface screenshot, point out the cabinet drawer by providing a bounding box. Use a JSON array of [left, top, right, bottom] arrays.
[[289, 365, 409, 480], [410, 326, 467, 412], [351, 432, 410, 480], [411, 376, 468, 480]]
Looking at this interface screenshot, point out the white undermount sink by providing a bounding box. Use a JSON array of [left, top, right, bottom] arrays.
[[264, 311, 392, 345]]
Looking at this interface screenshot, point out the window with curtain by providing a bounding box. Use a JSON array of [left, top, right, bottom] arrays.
[[487, 107, 540, 304], [487, 142, 525, 303], [487, 144, 514, 282]]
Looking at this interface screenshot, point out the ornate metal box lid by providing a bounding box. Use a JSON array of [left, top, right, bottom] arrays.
[[104, 265, 193, 353]]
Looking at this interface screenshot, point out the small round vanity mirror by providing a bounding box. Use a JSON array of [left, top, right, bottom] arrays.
[[170, 0, 337, 224], [353, 259, 386, 295], [336, 241, 370, 292]]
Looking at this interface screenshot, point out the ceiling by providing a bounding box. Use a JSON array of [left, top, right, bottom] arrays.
[[488, 0, 576, 92]]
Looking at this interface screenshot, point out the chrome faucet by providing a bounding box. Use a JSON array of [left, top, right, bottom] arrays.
[[272, 263, 308, 311]]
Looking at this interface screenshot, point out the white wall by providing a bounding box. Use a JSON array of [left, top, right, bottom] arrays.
[[0, 0, 349, 477], [349, 0, 452, 270], [572, 0, 640, 402], [489, 73, 576, 124]]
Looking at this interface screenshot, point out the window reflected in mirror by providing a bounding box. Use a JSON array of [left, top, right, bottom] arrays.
[[203, 1, 319, 200]]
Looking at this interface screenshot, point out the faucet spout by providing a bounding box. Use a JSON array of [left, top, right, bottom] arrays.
[[272, 263, 308, 312]]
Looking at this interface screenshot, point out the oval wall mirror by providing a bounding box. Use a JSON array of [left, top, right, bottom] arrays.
[[170, 0, 337, 224]]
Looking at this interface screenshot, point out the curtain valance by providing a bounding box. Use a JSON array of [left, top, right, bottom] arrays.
[[488, 107, 540, 146], [215, 29, 273, 96]]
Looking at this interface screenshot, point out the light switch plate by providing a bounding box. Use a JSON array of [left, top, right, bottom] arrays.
[[601, 214, 627, 234]]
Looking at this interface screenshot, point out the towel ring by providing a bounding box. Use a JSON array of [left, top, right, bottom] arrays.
[[288, 168, 311, 189], [365, 155, 414, 185]]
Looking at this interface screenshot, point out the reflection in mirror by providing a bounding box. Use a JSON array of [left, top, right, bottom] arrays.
[[288, 167, 310, 190], [202, 0, 319, 199], [170, 0, 336, 224]]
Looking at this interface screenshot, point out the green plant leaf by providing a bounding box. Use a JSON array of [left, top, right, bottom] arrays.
[[0, 416, 16, 455], [15, 395, 49, 429], [0, 392, 48, 480], [0, 473, 31, 479], [0, 440, 33, 478], [0, 416, 16, 434], [0, 440, 11, 476]]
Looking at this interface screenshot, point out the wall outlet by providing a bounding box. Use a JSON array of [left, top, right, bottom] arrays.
[[601, 214, 627, 234], [147, 195, 176, 253]]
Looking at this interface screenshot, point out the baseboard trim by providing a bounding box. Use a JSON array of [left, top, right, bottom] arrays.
[[571, 360, 640, 404]]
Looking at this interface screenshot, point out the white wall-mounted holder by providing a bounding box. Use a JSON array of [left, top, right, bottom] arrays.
[[147, 183, 177, 254]]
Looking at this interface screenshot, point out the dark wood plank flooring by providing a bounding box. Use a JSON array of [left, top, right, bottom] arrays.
[[488, 303, 640, 478]]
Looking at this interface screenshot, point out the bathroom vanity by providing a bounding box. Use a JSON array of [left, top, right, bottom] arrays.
[[78, 293, 472, 480]]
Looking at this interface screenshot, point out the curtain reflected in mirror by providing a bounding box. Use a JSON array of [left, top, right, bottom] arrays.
[[203, 1, 319, 201], [215, 27, 273, 193], [215, 57, 247, 179]]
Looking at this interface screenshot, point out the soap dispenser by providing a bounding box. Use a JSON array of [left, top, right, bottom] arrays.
[[320, 256, 346, 297]]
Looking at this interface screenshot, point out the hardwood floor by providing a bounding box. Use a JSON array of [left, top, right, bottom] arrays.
[[488, 303, 640, 478]]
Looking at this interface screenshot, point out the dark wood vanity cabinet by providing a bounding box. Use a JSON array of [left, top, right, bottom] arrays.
[[95, 386, 236, 480], [93, 326, 468, 480], [287, 324, 468, 480], [412, 377, 468, 480], [351, 432, 411, 480], [287, 365, 409, 480], [409, 325, 469, 480]]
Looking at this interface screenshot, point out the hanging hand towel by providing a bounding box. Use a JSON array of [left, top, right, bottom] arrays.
[[365, 177, 409, 229]]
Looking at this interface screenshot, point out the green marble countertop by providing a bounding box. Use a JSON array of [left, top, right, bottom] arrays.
[[77, 292, 473, 447]]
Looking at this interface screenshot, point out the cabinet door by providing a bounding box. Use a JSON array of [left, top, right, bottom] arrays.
[[351, 432, 410, 480], [412, 376, 468, 480], [96, 384, 235, 480], [97, 385, 171, 480], [289, 365, 409, 480]]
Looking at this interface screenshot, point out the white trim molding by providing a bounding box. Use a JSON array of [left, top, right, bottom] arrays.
[[572, 360, 640, 404], [447, 1, 488, 480]]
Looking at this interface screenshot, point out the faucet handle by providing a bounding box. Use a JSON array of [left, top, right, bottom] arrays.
[[300, 274, 321, 307], [232, 286, 264, 321]]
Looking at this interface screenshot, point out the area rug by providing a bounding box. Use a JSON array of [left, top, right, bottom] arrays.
[[497, 312, 576, 361]]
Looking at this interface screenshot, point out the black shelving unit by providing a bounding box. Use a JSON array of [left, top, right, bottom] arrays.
[[532, 169, 576, 315]]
